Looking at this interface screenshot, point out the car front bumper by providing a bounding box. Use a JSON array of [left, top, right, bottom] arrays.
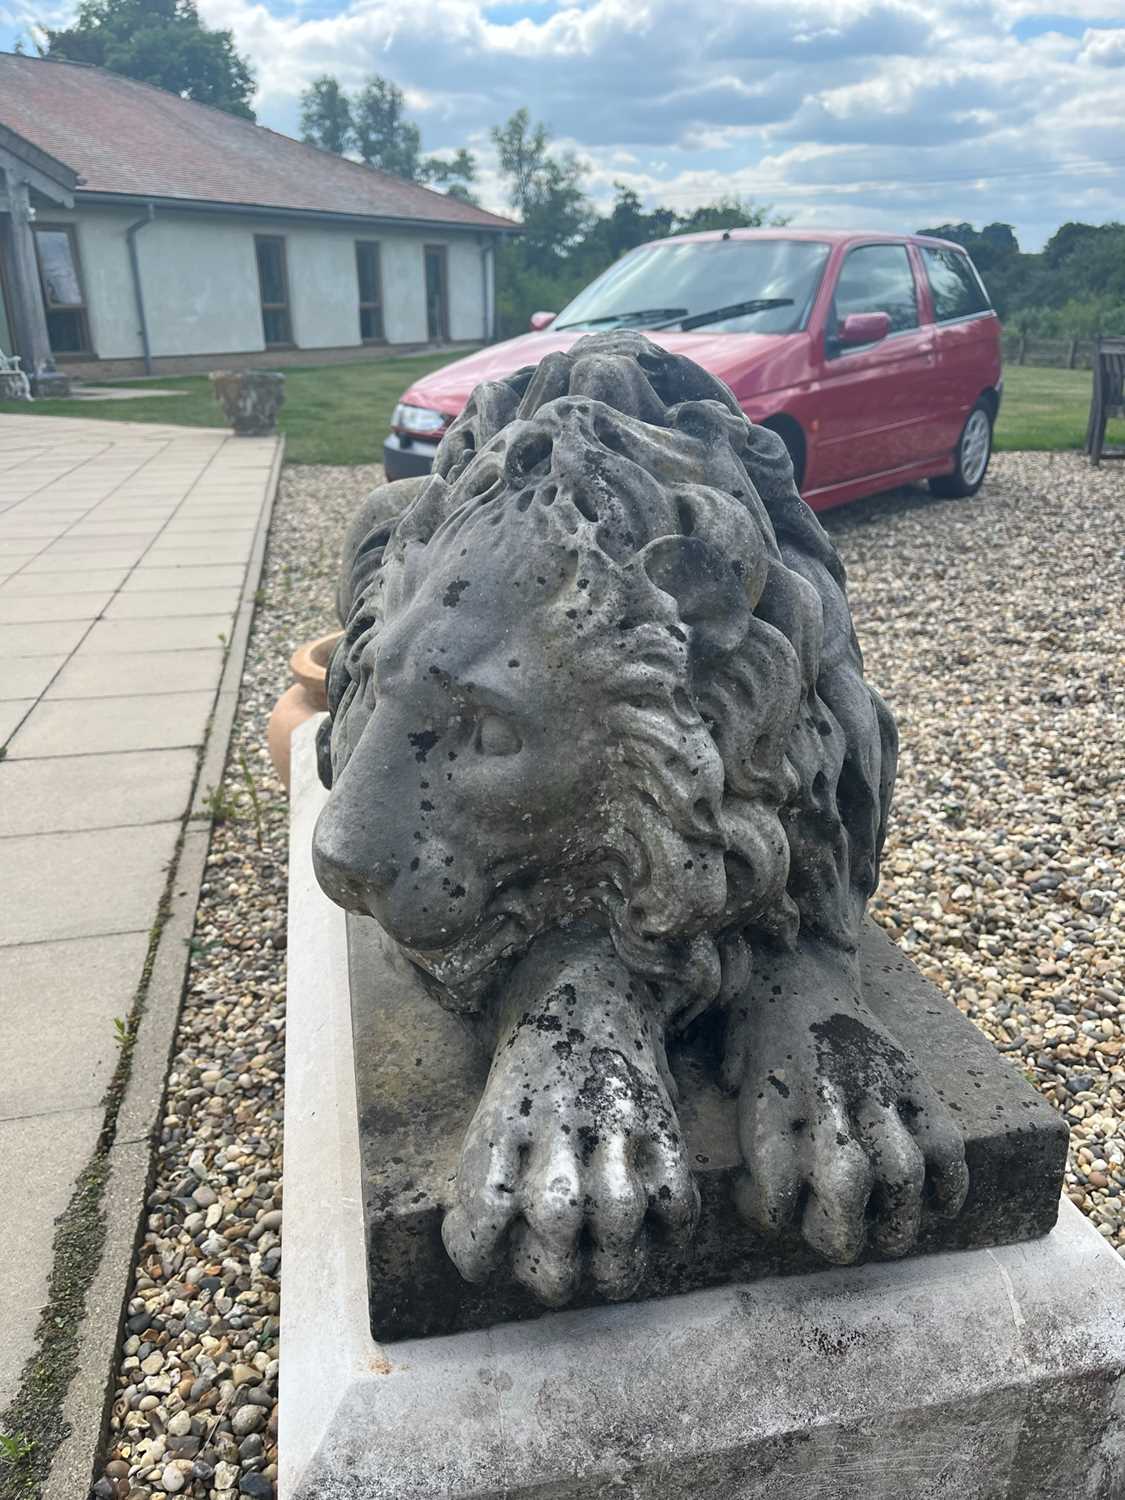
[[383, 433, 439, 480]]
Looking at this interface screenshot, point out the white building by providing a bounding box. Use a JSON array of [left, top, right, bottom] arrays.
[[0, 52, 517, 390]]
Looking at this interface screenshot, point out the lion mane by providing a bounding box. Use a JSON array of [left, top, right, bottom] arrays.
[[324, 331, 897, 1024]]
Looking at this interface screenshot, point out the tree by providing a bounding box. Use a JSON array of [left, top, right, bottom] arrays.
[[916, 220, 1031, 317], [353, 76, 422, 178], [300, 75, 353, 155], [419, 148, 479, 204], [673, 195, 783, 236], [43, 0, 255, 119], [577, 184, 676, 272], [492, 108, 591, 270]]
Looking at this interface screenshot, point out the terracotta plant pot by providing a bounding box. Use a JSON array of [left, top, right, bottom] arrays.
[[267, 630, 344, 791]]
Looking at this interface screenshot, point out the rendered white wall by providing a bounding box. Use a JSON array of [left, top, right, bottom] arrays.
[[50, 206, 492, 360]]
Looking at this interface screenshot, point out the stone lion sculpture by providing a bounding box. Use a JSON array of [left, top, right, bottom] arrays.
[[313, 332, 969, 1308]]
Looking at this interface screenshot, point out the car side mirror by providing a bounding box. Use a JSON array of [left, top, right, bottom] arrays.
[[528, 311, 557, 331], [838, 311, 891, 347]]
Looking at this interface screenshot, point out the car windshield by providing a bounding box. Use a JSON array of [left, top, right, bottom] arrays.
[[555, 238, 831, 335]]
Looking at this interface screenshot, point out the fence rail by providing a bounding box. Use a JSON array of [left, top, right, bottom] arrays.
[[1000, 334, 1100, 370]]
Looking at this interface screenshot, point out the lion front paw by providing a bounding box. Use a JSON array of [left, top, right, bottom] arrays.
[[442, 1001, 699, 1306], [726, 991, 969, 1264]]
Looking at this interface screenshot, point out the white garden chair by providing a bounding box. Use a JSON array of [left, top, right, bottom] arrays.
[[0, 347, 32, 400]]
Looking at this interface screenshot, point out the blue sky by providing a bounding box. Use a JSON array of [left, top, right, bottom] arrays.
[[2, 0, 1123, 249]]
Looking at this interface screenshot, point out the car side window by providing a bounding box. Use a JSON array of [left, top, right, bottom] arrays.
[[923, 248, 991, 322], [831, 244, 919, 342]]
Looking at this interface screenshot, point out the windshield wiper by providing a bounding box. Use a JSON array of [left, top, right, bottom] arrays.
[[555, 307, 688, 331], [650, 297, 795, 332]]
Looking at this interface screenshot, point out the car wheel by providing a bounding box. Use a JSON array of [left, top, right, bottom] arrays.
[[929, 400, 993, 498], [761, 419, 806, 492]]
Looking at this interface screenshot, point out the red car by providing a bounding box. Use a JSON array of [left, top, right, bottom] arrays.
[[384, 229, 1002, 511]]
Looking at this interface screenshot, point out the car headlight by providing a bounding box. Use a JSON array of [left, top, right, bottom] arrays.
[[393, 404, 448, 437]]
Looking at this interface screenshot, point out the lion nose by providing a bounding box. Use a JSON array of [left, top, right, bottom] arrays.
[[312, 796, 398, 916]]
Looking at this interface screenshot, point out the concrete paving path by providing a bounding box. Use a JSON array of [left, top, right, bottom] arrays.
[[0, 414, 280, 1415]]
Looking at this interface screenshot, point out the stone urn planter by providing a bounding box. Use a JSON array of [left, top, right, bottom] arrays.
[[268, 630, 344, 791], [210, 369, 285, 435]]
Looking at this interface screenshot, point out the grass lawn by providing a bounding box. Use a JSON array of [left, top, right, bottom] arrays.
[[0, 354, 1109, 464], [993, 365, 1100, 452], [0, 351, 464, 465]]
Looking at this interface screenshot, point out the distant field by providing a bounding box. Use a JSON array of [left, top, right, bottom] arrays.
[[0, 352, 1107, 465]]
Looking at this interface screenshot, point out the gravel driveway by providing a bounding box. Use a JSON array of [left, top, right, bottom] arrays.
[[96, 451, 1124, 1499]]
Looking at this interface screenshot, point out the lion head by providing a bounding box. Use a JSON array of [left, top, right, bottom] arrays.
[[313, 333, 896, 1021]]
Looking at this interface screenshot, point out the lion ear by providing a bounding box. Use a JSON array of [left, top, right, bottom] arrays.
[[639, 535, 751, 658]]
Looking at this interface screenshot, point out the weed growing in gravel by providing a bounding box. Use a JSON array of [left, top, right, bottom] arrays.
[[239, 750, 265, 849], [0, 1434, 34, 1467], [202, 783, 239, 823]]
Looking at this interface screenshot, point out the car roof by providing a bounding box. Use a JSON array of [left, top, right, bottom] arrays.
[[639, 227, 967, 252]]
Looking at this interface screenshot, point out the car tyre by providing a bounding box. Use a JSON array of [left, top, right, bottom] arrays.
[[761, 419, 806, 493], [929, 400, 993, 498]]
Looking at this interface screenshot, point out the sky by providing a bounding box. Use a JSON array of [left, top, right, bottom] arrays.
[[2, 0, 1123, 249]]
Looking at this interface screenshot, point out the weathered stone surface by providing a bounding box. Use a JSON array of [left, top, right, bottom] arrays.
[[349, 911, 1068, 1341], [210, 370, 285, 436], [312, 331, 1060, 1305], [282, 724, 1124, 1500]]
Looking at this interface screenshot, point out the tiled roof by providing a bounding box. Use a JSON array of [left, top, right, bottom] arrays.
[[0, 53, 518, 232]]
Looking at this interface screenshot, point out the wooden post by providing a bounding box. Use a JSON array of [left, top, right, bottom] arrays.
[[1067, 338, 1078, 370], [1018, 334, 1027, 365]]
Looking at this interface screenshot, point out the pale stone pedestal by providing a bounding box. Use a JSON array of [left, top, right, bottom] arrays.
[[281, 719, 1125, 1500]]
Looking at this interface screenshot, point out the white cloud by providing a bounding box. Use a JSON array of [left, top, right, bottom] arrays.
[[1081, 26, 1125, 65], [5, 0, 1121, 248]]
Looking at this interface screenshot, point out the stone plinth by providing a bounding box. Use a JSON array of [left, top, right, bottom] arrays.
[[282, 719, 1125, 1500], [349, 913, 1067, 1342]]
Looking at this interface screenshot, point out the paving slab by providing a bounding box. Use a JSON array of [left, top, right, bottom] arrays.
[[20, 550, 149, 574], [45, 647, 224, 700], [102, 587, 241, 619], [2, 655, 67, 699], [0, 569, 128, 596], [0, 698, 33, 744], [143, 544, 253, 566], [79, 614, 234, 654], [0, 821, 180, 945], [163, 517, 261, 531], [0, 592, 113, 624], [0, 620, 90, 657], [0, 748, 198, 836], [0, 932, 150, 1117], [121, 565, 246, 592], [40, 535, 153, 554], [6, 690, 214, 758]]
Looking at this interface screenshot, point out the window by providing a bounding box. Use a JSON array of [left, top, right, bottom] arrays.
[[424, 245, 449, 342], [255, 236, 292, 347], [923, 247, 991, 322], [355, 241, 384, 343], [33, 225, 91, 355], [832, 244, 918, 340], [553, 238, 831, 335]]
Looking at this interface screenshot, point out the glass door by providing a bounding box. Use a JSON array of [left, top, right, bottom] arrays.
[[424, 246, 448, 342]]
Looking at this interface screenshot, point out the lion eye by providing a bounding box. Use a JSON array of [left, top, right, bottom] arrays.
[[474, 713, 522, 757]]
